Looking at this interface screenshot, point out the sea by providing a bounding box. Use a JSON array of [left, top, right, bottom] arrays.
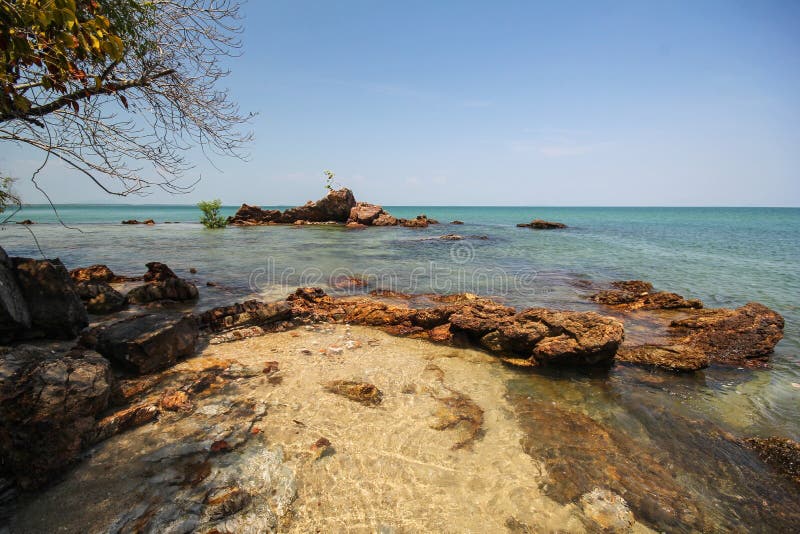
[[2, 204, 799, 529]]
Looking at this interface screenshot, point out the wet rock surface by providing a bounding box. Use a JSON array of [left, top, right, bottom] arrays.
[[323, 380, 383, 406], [74, 281, 127, 314], [0, 248, 30, 342]]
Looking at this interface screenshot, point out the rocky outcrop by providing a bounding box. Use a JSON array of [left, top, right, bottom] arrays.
[[591, 280, 703, 311], [280, 188, 356, 223], [517, 219, 567, 229], [10, 256, 88, 340], [121, 219, 155, 225], [87, 314, 199, 374], [227, 204, 282, 226], [669, 302, 784, 365], [229, 189, 437, 228], [288, 288, 623, 367], [70, 264, 118, 283], [0, 346, 112, 488]]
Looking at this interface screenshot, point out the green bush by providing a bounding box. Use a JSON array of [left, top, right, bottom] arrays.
[[198, 199, 227, 229]]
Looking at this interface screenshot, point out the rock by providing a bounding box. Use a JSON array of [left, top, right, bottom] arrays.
[[160, 390, 193, 412], [309, 437, 333, 460], [669, 302, 784, 364], [745, 437, 800, 485], [206, 487, 252, 520], [15, 220, 33, 225], [323, 380, 383, 406], [0, 247, 31, 342], [517, 219, 567, 229], [189, 267, 197, 274], [74, 282, 127, 314], [372, 212, 399, 226], [121, 219, 155, 225], [143, 262, 178, 282], [430, 387, 484, 450], [227, 204, 282, 226], [580, 488, 635, 533], [279, 188, 356, 223], [195, 300, 292, 332], [348, 202, 384, 225], [590, 280, 703, 310], [126, 278, 199, 303], [10, 257, 88, 339], [617, 344, 710, 372], [438, 234, 463, 240], [450, 220, 464, 225], [331, 275, 369, 289], [345, 221, 367, 229], [143, 219, 155, 225], [0, 346, 112, 488], [401, 215, 435, 228], [69, 264, 118, 283], [91, 403, 159, 443], [92, 314, 199, 374]]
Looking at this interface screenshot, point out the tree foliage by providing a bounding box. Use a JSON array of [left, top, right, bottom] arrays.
[[0, 0, 251, 198], [198, 198, 226, 228], [0, 175, 20, 215]]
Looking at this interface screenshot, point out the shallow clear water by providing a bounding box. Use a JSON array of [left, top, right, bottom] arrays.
[[2, 205, 799, 528]]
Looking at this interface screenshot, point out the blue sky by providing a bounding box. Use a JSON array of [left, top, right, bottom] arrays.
[[3, 0, 799, 206]]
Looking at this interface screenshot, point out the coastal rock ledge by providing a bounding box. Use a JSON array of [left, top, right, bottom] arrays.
[[228, 188, 438, 227]]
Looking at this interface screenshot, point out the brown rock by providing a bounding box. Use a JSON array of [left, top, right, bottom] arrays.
[[160, 390, 193, 412], [323, 380, 383, 406], [142, 262, 178, 282], [69, 264, 117, 283], [279, 188, 356, 223], [517, 219, 567, 229], [401, 215, 435, 228], [348, 202, 384, 225], [345, 221, 367, 229], [0, 347, 112, 488], [92, 314, 199, 374], [126, 278, 199, 303], [92, 403, 159, 443], [15, 219, 34, 225], [206, 487, 251, 519], [438, 234, 463, 240], [590, 280, 703, 311], [227, 204, 281, 225], [669, 302, 784, 364], [450, 220, 464, 225], [616, 344, 711, 372], [310, 437, 333, 460], [430, 388, 484, 450], [372, 212, 399, 226]]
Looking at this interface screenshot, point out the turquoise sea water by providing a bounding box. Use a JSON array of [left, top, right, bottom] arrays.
[[2, 204, 800, 527]]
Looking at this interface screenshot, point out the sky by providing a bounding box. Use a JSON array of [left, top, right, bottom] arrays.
[[2, 0, 800, 206]]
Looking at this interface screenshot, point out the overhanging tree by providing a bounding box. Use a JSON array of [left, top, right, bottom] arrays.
[[0, 0, 251, 198]]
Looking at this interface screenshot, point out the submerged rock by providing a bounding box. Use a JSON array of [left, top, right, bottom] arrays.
[[90, 314, 199, 374], [323, 380, 383, 406], [0, 346, 112, 488], [516, 219, 567, 229], [580, 488, 635, 533], [616, 344, 710, 372], [745, 437, 800, 485]]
